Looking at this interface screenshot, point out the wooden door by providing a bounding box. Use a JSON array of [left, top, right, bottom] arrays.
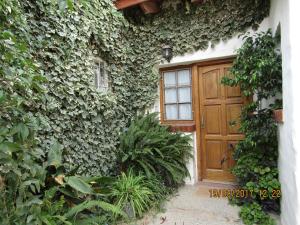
[[198, 63, 246, 182]]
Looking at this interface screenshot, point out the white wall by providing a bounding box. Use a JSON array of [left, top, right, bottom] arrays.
[[271, 0, 300, 224], [184, 132, 198, 185]]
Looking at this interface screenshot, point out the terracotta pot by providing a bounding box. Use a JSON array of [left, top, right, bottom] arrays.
[[273, 109, 283, 123]]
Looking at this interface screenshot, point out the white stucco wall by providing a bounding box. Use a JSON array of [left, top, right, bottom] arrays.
[[270, 0, 300, 224], [184, 132, 198, 185]]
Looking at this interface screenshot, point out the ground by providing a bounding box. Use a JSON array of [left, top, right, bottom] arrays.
[[128, 183, 281, 225], [134, 183, 243, 225]]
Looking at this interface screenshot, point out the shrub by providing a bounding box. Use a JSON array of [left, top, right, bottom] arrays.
[[0, 139, 125, 224], [222, 30, 282, 101], [109, 171, 156, 218], [222, 30, 282, 223], [118, 113, 192, 187], [240, 203, 275, 225]]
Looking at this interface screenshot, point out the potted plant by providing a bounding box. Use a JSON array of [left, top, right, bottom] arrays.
[[272, 99, 283, 123]]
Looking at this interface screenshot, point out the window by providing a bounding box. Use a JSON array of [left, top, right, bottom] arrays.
[[162, 69, 193, 121], [94, 58, 109, 93]]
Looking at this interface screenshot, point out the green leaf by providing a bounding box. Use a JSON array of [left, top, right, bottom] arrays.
[[64, 200, 126, 218], [65, 176, 94, 194], [47, 140, 63, 168]]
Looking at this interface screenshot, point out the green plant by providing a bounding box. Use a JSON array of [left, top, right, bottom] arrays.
[[4, 0, 270, 175], [109, 171, 156, 219], [44, 141, 126, 223], [0, 1, 48, 223], [118, 113, 192, 187], [0, 137, 125, 224], [1, 0, 272, 222], [240, 203, 275, 225], [222, 30, 282, 101], [221, 30, 282, 223]]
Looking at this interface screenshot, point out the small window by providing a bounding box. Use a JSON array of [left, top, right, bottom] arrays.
[[94, 58, 109, 93], [162, 69, 193, 121]]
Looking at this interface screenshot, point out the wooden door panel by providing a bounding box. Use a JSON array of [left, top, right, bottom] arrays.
[[205, 105, 222, 134], [203, 69, 220, 99], [198, 63, 246, 182], [206, 141, 223, 169], [226, 104, 242, 134], [224, 67, 242, 98], [226, 85, 241, 98]]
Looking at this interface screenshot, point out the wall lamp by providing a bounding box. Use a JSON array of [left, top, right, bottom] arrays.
[[162, 44, 173, 63]]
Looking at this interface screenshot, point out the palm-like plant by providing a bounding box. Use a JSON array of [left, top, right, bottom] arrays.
[[118, 113, 192, 187]]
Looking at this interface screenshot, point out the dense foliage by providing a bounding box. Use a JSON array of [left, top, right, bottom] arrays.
[[0, 0, 48, 223], [0, 0, 270, 175], [1, 0, 272, 223], [118, 113, 192, 187], [0, 2, 121, 223], [0, 139, 125, 224], [222, 31, 282, 224], [20, 0, 126, 175], [240, 202, 275, 225]]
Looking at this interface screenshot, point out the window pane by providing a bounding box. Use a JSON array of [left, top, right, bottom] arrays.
[[178, 87, 191, 103], [164, 72, 176, 87], [94, 58, 109, 92], [165, 88, 177, 103], [166, 104, 178, 120], [178, 70, 190, 85], [179, 104, 192, 120]]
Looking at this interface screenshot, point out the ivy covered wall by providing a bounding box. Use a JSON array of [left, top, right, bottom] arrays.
[[16, 0, 270, 175]]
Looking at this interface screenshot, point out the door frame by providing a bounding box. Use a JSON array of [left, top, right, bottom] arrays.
[[192, 57, 235, 182]]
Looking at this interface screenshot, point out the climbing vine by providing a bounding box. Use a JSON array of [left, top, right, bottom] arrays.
[[222, 30, 282, 225], [5, 0, 270, 175]]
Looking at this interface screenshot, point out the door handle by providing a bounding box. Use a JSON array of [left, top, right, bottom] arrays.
[[201, 115, 205, 129], [221, 156, 228, 166], [228, 143, 234, 150]]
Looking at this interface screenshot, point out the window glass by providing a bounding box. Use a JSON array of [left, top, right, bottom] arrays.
[[166, 104, 178, 120], [178, 70, 190, 85], [164, 72, 176, 87], [179, 104, 192, 120], [165, 89, 177, 103], [163, 69, 193, 121], [178, 87, 191, 103], [94, 58, 109, 93]]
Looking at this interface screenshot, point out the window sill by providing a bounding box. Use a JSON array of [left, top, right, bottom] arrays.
[[163, 123, 196, 132]]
